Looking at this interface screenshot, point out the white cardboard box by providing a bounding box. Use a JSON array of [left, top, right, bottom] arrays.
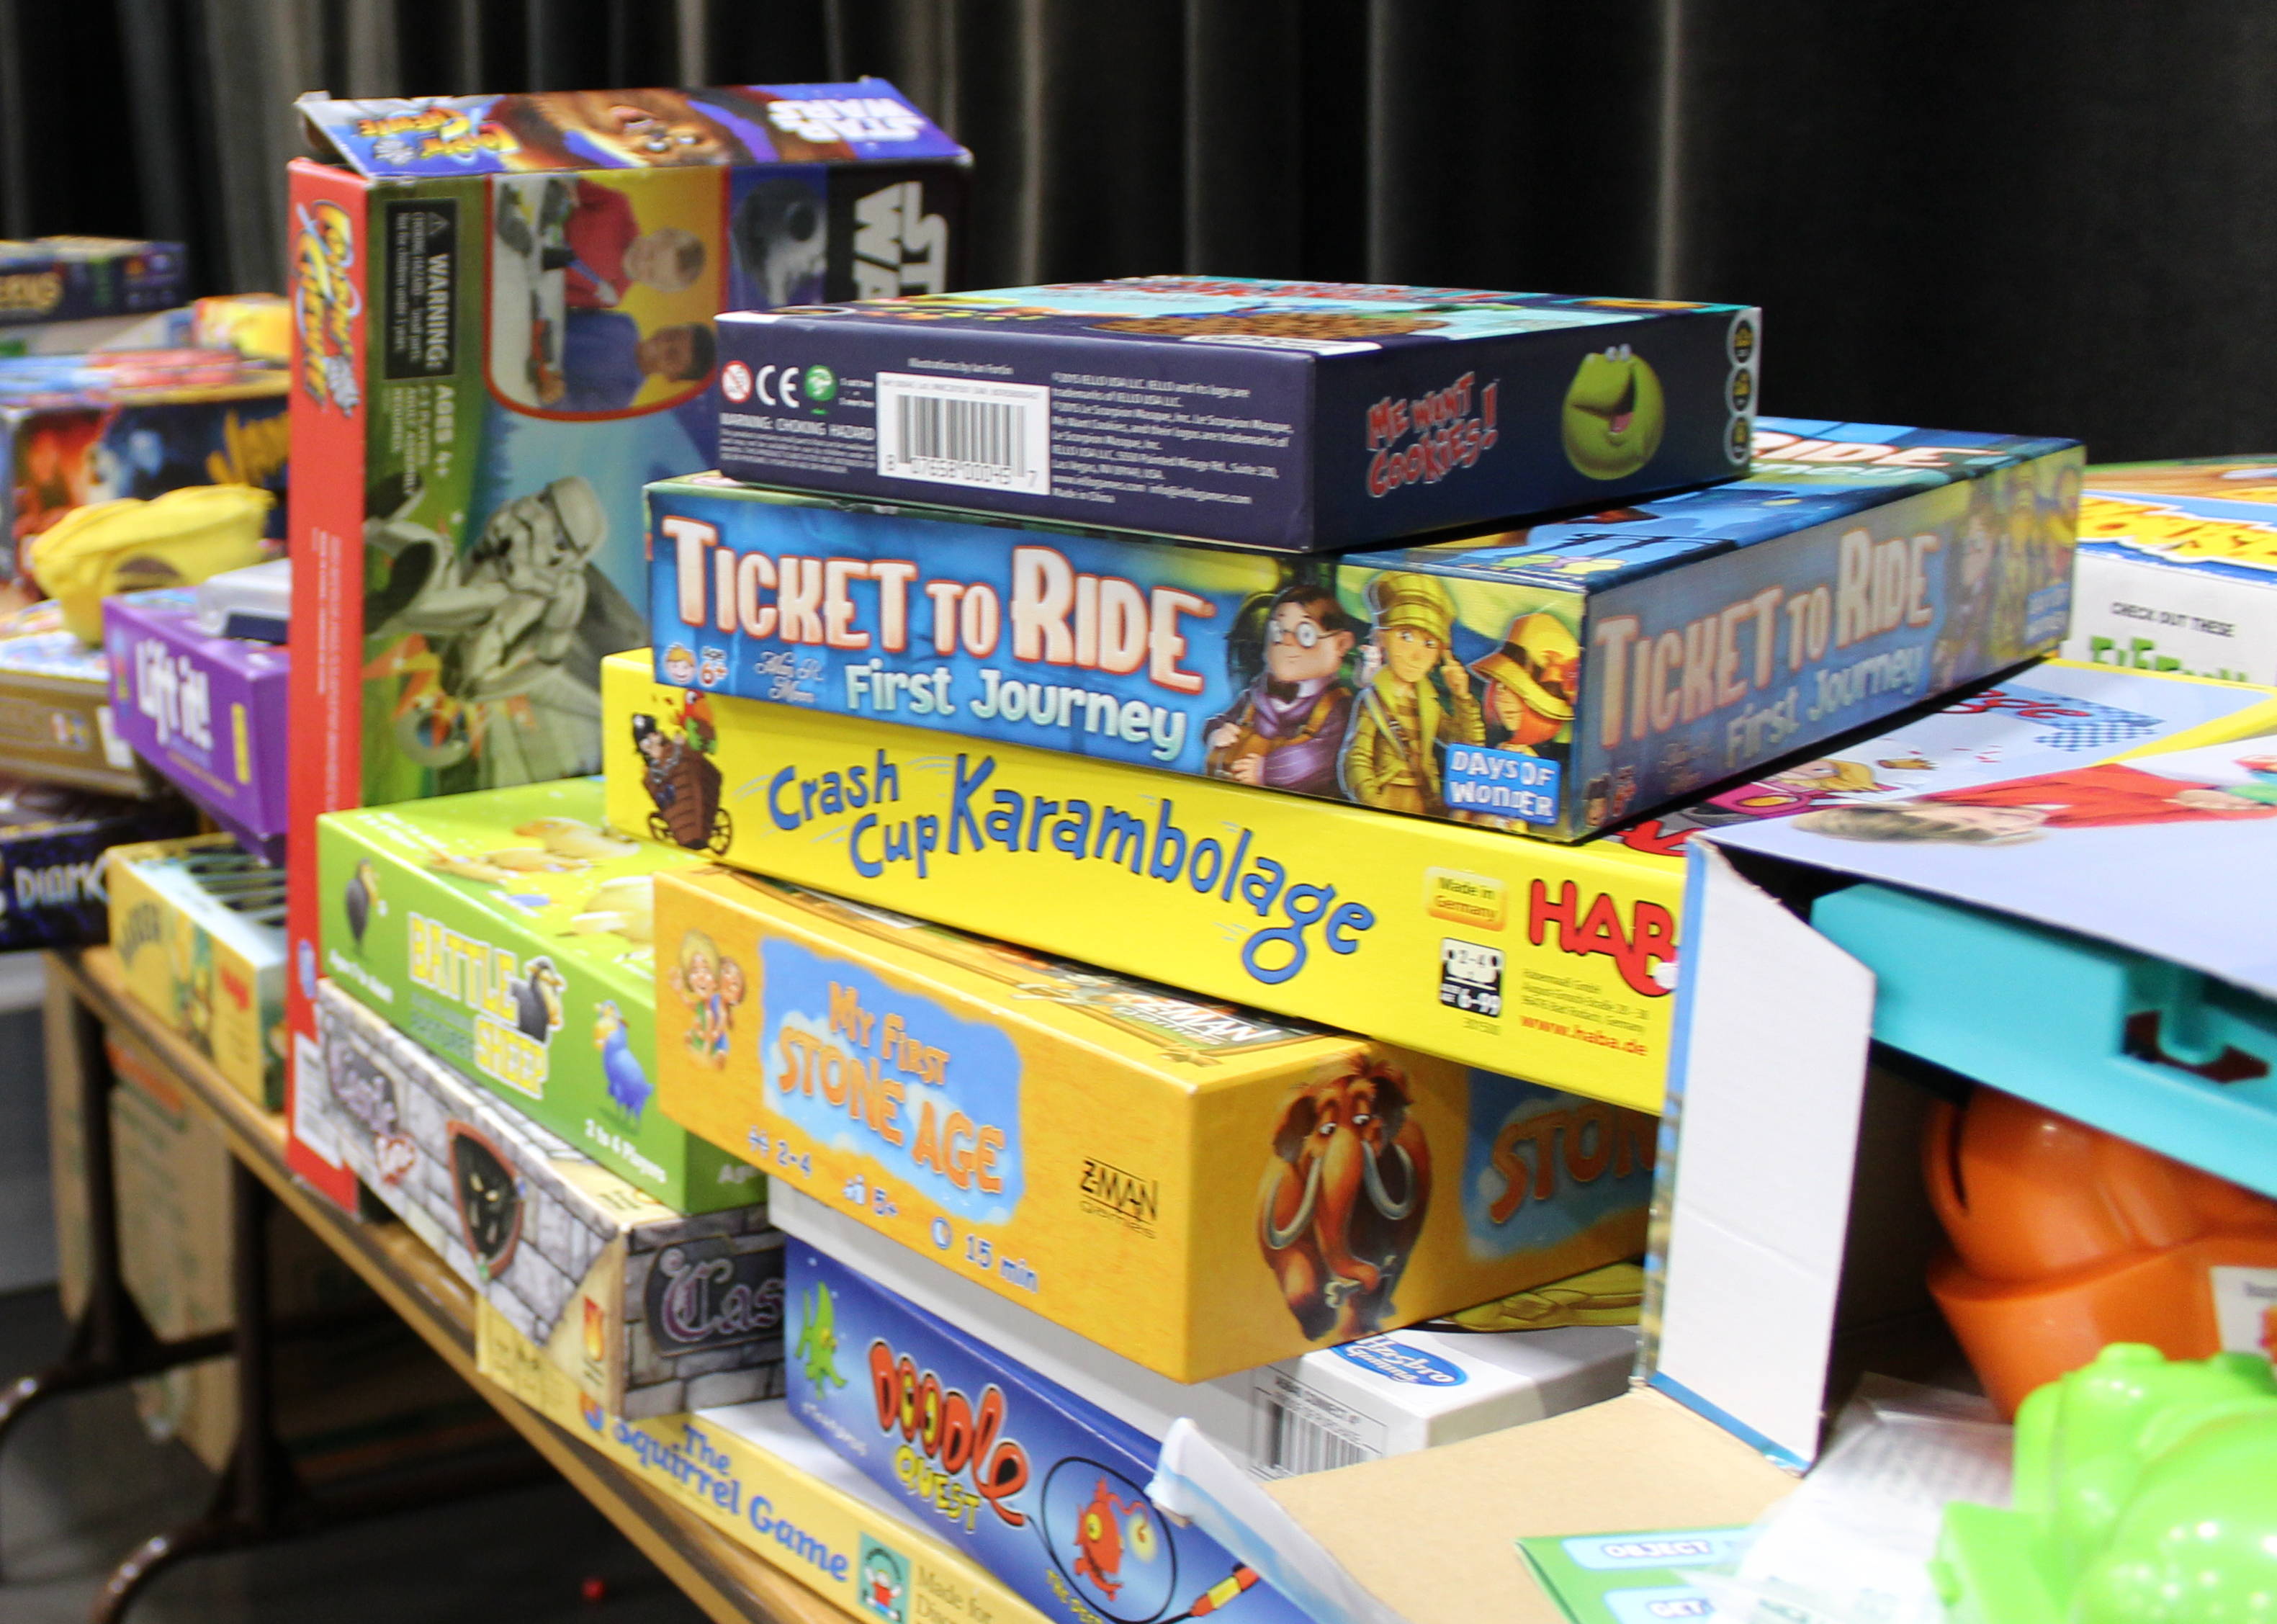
[[768, 1184, 1635, 1479]]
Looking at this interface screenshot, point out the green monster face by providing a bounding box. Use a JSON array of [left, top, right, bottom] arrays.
[[1562, 345, 1666, 480]]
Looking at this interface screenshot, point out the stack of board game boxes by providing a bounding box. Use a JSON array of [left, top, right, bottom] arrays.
[[276, 80, 1108, 1624], [544, 275, 2120, 1620]]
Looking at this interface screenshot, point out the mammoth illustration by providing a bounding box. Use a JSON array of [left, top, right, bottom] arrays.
[[1257, 1058, 1432, 1342]]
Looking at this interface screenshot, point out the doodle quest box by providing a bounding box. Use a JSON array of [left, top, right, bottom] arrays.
[[785, 1237, 1314, 1624], [650, 866, 1654, 1383], [718, 275, 1760, 552], [317, 984, 784, 1419], [283, 79, 972, 1208], [104, 592, 289, 862], [316, 776, 760, 1214], [655, 418, 2081, 842]]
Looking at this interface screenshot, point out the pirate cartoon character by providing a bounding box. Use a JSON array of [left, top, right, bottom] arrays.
[[1339, 572, 1483, 817], [1204, 584, 1360, 797]]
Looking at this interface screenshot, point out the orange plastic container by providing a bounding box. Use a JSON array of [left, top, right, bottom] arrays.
[[1923, 1085, 2277, 1416]]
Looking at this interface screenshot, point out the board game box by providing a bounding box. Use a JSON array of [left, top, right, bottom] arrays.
[[654, 418, 2082, 841], [717, 276, 1759, 551], [104, 593, 289, 862], [652, 868, 1653, 1380], [2062, 457, 2277, 685], [107, 834, 286, 1109], [785, 1238, 1317, 1624], [0, 779, 194, 950], [2, 350, 289, 580], [283, 80, 972, 1207], [0, 237, 184, 329], [319, 983, 783, 1417], [315, 776, 760, 1213]]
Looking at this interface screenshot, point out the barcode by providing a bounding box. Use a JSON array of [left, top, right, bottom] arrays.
[[1254, 1395, 1376, 1477], [875, 371, 1051, 495], [897, 394, 1028, 476]]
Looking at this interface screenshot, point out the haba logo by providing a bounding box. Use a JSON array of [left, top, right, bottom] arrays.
[[1528, 881, 1676, 999], [2080, 492, 2277, 574], [406, 913, 565, 1098], [853, 181, 949, 299], [292, 197, 362, 413], [868, 1338, 1031, 1530], [1259, 1057, 1432, 1343]]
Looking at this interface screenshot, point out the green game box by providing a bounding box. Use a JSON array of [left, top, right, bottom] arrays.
[[315, 775, 759, 1213]]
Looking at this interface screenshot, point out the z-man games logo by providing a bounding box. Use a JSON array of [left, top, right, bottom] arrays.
[[293, 198, 362, 413]]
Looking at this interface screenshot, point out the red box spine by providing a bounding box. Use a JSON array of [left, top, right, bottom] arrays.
[[283, 158, 371, 1210]]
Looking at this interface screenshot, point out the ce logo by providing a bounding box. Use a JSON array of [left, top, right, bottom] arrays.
[[755, 364, 803, 407]]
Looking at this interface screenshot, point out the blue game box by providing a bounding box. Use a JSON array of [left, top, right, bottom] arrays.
[[786, 1238, 1310, 1624], [652, 418, 2083, 841], [717, 276, 1761, 551]]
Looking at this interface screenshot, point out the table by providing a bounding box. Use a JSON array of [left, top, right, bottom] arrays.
[[39, 948, 859, 1624]]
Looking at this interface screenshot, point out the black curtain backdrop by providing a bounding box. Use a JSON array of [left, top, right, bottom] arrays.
[[1, 0, 2271, 462]]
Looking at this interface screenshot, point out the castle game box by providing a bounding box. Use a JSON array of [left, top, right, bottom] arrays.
[[651, 868, 1652, 1381], [717, 277, 1759, 552], [655, 418, 2083, 842], [318, 984, 783, 1418], [283, 81, 971, 1206]]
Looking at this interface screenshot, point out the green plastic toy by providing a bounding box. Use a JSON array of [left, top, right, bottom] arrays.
[[1934, 1343, 2277, 1623]]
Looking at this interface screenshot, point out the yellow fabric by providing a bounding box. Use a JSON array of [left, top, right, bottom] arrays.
[[28, 484, 273, 642]]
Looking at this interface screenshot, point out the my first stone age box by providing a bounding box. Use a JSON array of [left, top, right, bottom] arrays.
[[716, 276, 1761, 552], [318, 983, 785, 1419]]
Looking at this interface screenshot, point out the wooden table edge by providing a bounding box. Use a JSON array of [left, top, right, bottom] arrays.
[[47, 948, 855, 1624]]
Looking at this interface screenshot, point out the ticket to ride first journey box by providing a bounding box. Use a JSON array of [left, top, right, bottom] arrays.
[[650, 865, 1653, 1382], [654, 418, 2082, 843]]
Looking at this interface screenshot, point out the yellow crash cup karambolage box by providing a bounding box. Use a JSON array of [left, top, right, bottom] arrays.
[[604, 652, 1684, 1112], [652, 866, 1654, 1383]]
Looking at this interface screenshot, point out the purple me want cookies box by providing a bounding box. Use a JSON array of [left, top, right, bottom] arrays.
[[104, 593, 287, 861]]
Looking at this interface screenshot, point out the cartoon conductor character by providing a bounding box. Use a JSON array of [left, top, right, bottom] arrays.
[[1792, 761, 2277, 845], [1257, 1057, 1432, 1342], [1470, 611, 1579, 758], [1204, 584, 1360, 797], [1339, 573, 1483, 817]]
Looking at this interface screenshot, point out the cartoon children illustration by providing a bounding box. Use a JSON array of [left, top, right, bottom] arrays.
[[1793, 761, 2277, 844], [663, 643, 699, 686], [1204, 584, 1360, 798], [1469, 611, 1580, 758], [712, 955, 747, 1060], [670, 928, 728, 1063], [1340, 573, 1484, 817]]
